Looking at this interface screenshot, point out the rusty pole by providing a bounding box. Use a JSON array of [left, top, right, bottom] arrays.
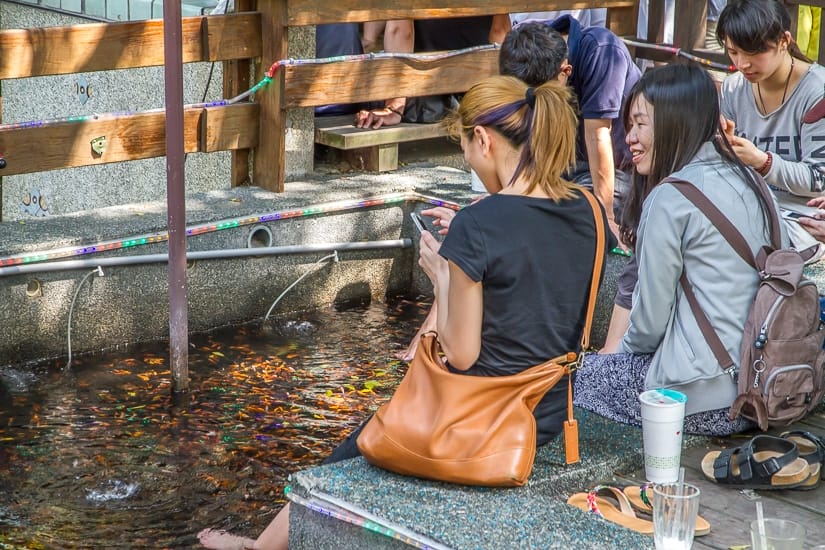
[[163, 0, 189, 392]]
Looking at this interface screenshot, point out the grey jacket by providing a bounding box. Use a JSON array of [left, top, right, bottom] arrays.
[[721, 64, 825, 197], [618, 143, 790, 415]]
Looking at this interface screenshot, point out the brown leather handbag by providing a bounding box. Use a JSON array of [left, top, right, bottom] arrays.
[[357, 189, 606, 487]]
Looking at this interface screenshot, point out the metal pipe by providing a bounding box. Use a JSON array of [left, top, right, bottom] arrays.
[[0, 192, 460, 267], [0, 240, 411, 277]]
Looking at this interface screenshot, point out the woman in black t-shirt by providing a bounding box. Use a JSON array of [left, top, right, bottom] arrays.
[[198, 75, 606, 550], [418, 76, 608, 445]]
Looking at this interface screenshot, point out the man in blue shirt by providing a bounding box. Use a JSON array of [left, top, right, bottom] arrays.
[[500, 16, 641, 240]]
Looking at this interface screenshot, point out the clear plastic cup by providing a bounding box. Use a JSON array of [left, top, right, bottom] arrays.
[[653, 482, 700, 550], [750, 518, 806, 550]]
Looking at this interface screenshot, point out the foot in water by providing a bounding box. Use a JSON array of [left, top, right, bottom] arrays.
[[396, 304, 437, 362], [395, 334, 420, 362], [198, 528, 256, 550]]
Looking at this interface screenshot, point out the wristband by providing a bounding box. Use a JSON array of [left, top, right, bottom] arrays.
[[757, 151, 773, 175], [385, 106, 403, 117]]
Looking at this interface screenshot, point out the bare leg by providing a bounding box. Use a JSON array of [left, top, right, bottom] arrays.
[[198, 504, 289, 550], [396, 301, 438, 361], [361, 21, 386, 53], [253, 503, 290, 550]]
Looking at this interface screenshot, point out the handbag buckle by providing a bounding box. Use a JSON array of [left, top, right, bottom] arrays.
[[568, 351, 584, 373]]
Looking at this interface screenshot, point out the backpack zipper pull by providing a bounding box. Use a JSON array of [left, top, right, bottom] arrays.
[[755, 328, 768, 349]]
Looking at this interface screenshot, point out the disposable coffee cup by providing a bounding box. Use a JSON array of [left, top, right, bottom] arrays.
[[639, 389, 687, 483], [470, 170, 486, 193]]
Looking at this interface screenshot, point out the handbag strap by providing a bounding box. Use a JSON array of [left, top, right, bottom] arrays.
[[559, 187, 605, 466], [579, 188, 607, 351]]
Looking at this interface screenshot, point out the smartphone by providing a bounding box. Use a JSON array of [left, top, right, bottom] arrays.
[[784, 211, 815, 221], [410, 212, 427, 234]]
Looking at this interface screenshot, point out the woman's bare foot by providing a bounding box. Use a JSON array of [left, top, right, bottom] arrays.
[[395, 334, 420, 362], [395, 303, 438, 361], [198, 528, 256, 550]]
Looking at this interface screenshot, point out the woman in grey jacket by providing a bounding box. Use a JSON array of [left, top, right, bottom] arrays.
[[574, 64, 789, 435]]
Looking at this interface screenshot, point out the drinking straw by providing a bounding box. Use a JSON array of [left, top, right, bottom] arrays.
[[677, 467, 685, 493], [756, 500, 767, 550]]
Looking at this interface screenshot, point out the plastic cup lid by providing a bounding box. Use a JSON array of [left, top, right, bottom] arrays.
[[639, 388, 688, 406]]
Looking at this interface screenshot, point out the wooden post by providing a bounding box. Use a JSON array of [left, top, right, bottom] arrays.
[[0, 94, 3, 221], [606, 4, 640, 38], [674, 0, 707, 51], [224, 0, 254, 186], [253, 0, 287, 192], [645, 0, 668, 45]]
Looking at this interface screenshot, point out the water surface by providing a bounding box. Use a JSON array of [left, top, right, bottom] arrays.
[[0, 297, 428, 548]]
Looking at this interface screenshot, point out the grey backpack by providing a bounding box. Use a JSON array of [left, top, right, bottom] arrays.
[[670, 178, 825, 430]]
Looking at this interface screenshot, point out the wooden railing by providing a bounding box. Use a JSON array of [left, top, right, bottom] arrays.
[[0, 1, 642, 194], [0, 11, 261, 179]]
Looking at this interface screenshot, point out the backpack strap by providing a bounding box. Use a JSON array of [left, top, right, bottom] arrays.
[[666, 178, 758, 268], [679, 271, 736, 371], [665, 177, 765, 376], [752, 174, 784, 251]]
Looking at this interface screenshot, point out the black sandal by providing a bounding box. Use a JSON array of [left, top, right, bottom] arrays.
[[781, 430, 825, 487], [700, 434, 812, 489]]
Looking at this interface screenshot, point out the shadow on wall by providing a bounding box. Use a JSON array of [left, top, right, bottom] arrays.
[[333, 281, 372, 310]]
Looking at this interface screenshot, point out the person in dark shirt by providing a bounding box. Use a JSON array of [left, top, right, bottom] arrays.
[[501, 17, 640, 237], [198, 74, 607, 550]]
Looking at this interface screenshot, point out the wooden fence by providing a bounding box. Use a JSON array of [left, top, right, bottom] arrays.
[[5, 0, 796, 194]]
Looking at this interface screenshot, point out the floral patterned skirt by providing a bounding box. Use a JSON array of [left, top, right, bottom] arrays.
[[573, 352, 753, 436]]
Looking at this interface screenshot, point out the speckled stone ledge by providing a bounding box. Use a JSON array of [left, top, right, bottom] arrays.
[[287, 409, 710, 549]]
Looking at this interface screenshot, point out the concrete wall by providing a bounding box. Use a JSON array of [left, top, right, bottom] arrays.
[[0, 183, 423, 367], [0, 1, 316, 221]]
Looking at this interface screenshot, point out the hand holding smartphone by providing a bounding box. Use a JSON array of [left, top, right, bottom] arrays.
[[410, 212, 427, 234], [783, 211, 816, 222]]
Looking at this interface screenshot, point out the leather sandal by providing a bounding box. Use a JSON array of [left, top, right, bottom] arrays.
[[780, 430, 825, 488], [622, 484, 711, 536], [700, 434, 811, 489], [567, 485, 654, 535]]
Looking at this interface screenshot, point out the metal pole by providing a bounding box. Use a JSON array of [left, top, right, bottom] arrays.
[[163, 0, 189, 393]]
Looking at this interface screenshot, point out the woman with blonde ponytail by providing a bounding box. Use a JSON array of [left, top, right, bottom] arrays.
[[417, 75, 609, 440], [198, 75, 610, 550]]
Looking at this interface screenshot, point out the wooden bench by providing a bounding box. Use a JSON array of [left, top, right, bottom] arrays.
[[314, 115, 450, 171]]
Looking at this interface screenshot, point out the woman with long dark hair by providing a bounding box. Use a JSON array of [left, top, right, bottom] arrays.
[[574, 63, 788, 435]]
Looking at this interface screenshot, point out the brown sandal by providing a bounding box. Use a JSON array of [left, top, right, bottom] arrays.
[[567, 485, 654, 535]]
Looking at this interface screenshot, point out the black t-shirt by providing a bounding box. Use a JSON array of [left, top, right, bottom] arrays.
[[614, 253, 638, 310], [439, 192, 607, 444]]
